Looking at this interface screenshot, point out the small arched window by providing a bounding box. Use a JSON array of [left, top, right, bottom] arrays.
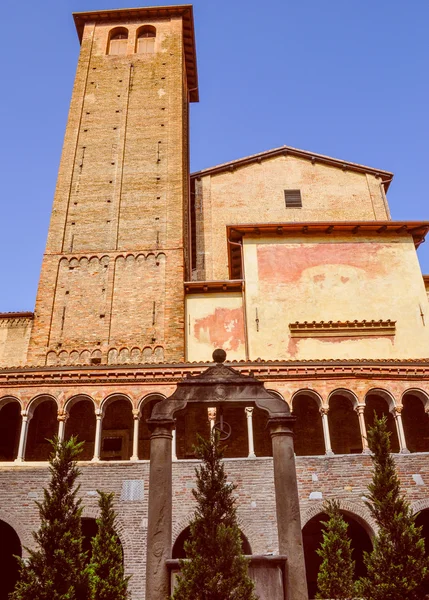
[[108, 28, 128, 56], [136, 26, 156, 54]]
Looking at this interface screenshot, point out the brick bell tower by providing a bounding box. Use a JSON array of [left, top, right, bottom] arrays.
[[27, 6, 198, 366]]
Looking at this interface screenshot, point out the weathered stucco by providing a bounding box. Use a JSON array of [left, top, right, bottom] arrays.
[[243, 233, 429, 360], [193, 154, 390, 281], [186, 293, 245, 361]]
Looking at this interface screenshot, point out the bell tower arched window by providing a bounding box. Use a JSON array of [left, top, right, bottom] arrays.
[[108, 28, 128, 56], [136, 26, 156, 54]]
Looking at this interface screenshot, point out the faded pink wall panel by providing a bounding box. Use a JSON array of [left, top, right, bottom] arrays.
[[257, 242, 394, 285]]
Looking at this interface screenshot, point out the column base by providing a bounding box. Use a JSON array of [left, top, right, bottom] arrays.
[[130, 456, 139, 461], [14, 458, 24, 464], [325, 451, 334, 457], [362, 448, 372, 455], [247, 453, 256, 459], [400, 448, 410, 454], [91, 457, 101, 462]]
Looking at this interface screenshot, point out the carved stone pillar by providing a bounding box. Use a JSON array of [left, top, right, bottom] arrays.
[[269, 416, 308, 600], [320, 407, 334, 456], [355, 404, 370, 453], [131, 409, 140, 461], [245, 407, 256, 458], [92, 409, 102, 462], [146, 419, 174, 600], [393, 406, 409, 454], [57, 412, 68, 443], [15, 411, 30, 463]]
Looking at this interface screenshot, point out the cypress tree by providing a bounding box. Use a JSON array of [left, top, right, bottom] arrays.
[[171, 432, 258, 600], [87, 491, 130, 600], [356, 414, 429, 600], [10, 436, 89, 600], [316, 499, 356, 599]]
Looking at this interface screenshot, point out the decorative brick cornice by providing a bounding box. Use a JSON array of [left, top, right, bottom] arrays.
[[0, 358, 428, 387], [289, 319, 396, 338]]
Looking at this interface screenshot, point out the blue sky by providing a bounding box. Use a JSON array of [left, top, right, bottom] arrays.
[[0, 0, 428, 311]]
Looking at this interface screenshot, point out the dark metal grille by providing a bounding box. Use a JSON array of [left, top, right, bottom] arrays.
[[284, 189, 302, 208]]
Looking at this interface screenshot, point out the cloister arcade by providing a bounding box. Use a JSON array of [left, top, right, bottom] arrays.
[[1, 388, 429, 462]]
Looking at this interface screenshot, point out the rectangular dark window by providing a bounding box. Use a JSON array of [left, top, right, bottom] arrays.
[[102, 437, 122, 452], [284, 189, 302, 208]]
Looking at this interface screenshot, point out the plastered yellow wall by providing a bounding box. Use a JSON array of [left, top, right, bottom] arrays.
[[193, 154, 390, 281], [243, 234, 429, 360], [186, 293, 246, 362]]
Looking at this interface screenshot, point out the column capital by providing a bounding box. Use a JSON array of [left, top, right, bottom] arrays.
[[355, 403, 365, 415], [245, 406, 254, 417], [57, 412, 69, 422], [147, 418, 175, 439], [319, 406, 329, 416], [132, 408, 141, 419], [393, 405, 403, 415], [207, 407, 217, 421], [268, 415, 296, 438], [95, 408, 103, 419]]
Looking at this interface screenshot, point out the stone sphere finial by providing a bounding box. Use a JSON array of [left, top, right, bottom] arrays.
[[212, 348, 227, 363]]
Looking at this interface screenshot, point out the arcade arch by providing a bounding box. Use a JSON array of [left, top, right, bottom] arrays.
[[0, 519, 22, 600], [0, 397, 21, 461], [64, 396, 97, 461], [402, 391, 429, 453], [26, 396, 58, 461], [172, 525, 252, 559], [302, 510, 372, 599], [364, 390, 400, 453], [291, 391, 325, 456]]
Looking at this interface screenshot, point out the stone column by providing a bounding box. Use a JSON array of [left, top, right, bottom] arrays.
[[245, 407, 256, 458], [320, 407, 334, 456], [172, 427, 178, 461], [57, 412, 68, 443], [208, 407, 217, 433], [92, 409, 103, 462], [146, 419, 174, 600], [355, 404, 370, 453], [15, 411, 30, 463], [269, 416, 308, 600], [130, 409, 140, 461], [393, 406, 409, 454]]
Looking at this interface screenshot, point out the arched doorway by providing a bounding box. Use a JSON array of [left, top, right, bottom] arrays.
[[0, 520, 22, 599], [0, 400, 21, 461], [65, 398, 96, 461], [292, 394, 325, 456], [172, 525, 252, 558], [302, 511, 372, 599]]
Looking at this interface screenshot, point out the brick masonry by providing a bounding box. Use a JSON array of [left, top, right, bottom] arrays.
[[2, 453, 429, 599]]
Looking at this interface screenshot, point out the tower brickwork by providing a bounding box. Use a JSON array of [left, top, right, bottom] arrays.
[[27, 6, 198, 367]]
